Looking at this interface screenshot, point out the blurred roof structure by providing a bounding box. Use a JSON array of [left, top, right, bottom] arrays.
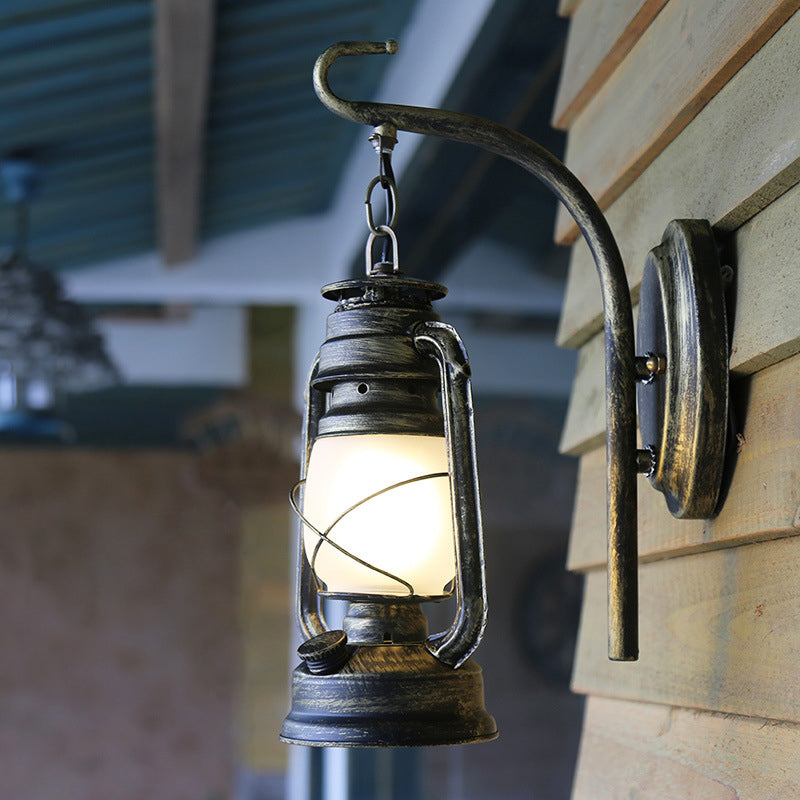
[[0, 0, 571, 442]]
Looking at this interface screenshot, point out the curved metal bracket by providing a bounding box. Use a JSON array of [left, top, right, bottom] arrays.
[[315, 40, 638, 660], [413, 320, 487, 669]]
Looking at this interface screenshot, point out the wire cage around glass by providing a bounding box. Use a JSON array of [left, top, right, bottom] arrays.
[[281, 258, 497, 748], [298, 431, 455, 598]]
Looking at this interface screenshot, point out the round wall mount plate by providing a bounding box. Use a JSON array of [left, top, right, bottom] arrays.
[[637, 219, 728, 519]]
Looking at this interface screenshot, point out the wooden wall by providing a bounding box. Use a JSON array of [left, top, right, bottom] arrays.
[[553, 0, 800, 795]]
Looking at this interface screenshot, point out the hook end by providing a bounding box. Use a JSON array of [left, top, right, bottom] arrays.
[[314, 40, 401, 124]]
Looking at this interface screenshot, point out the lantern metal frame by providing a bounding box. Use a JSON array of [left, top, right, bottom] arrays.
[[292, 273, 488, 668], [282, 269, 498, 748]]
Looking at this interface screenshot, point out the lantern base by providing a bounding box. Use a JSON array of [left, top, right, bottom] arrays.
[[280, 642, 497, 747]]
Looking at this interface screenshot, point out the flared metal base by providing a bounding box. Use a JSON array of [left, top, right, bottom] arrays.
[[280, 643, 498, 748]]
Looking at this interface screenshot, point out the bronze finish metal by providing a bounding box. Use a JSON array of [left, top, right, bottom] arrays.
[[284, 272, 498, 746], [635, 353, 667, 382], [283, 602, 496, 747], [294, 276, 447, 640], [313, 276, 446, 439], [343, 602, 429, 645], [314, 40, 638, 660], [413, 321, 488, 668], [280, 638, 498, 748], [289, 54, 732, 755], [637, 220, 729, 518], [297, 630, 352, 675], [295, 274, 490, 668]]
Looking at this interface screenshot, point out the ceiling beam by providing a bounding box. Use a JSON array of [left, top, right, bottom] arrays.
[[154, 0, 215, 266]]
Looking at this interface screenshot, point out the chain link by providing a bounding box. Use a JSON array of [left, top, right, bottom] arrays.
[[365, 226, 399, 275], [364, 173, 398, 234]]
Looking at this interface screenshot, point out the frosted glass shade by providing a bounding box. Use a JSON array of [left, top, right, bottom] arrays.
[[302, 433, 456, 596]]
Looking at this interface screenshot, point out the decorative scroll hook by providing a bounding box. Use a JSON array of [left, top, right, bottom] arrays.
[[313, 40, 399, 125], [314, 40, 639, 662]]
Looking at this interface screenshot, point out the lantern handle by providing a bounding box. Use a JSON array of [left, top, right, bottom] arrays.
[[414, 321, 487, 669], [315, 40, 639, 661]]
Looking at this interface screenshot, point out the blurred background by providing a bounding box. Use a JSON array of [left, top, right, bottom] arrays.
[[0, 1, 585, 798]]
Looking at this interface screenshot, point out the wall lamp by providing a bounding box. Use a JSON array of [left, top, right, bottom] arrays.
[[0, 156, 119, 442], [280, 41, 729, 748]]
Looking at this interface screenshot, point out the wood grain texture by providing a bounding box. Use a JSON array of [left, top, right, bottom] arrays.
[[560, 325, 610, 456], [559, 182, 800, 455], [728, 185, 800, 374], [554, 0, 800, 244], [552, 0, 668, 129], [573, 533, 800, 722], [573, 696, 800, 799], [556, 9, 800, 347], [154, 0, 215, 265], [566, 353, 800, 569]]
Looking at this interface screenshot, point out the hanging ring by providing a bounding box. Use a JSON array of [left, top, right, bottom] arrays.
[[365, 174, 398, 233], [365, 225, 400, 275]]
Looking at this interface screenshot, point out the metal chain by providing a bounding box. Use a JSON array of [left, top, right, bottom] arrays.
[[364, 173, 398, 234], [364, 127, 398, 237], [364, 127, 401, 274]]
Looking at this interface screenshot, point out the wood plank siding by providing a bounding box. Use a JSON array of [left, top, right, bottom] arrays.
[[553, 0, 800, 244], [557, 6, 800, 348], [554, 0, 800, 794], [567, 354, 800, 570], [573, 697, 800, 799], [552, 0, 669, 129], [573, 535, 800, 720]]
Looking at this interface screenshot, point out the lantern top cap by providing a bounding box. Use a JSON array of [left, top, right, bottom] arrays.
[[321, 275, 447, 305]]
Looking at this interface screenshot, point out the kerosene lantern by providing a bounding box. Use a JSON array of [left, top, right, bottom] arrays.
[[280, 127, 497, 746]]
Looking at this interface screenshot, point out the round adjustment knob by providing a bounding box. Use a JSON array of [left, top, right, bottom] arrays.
[[297, 630, 351, 675]]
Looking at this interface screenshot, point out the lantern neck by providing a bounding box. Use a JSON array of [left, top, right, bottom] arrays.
[[343, 601, 429, 645], [313, 274, 451, 438]]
